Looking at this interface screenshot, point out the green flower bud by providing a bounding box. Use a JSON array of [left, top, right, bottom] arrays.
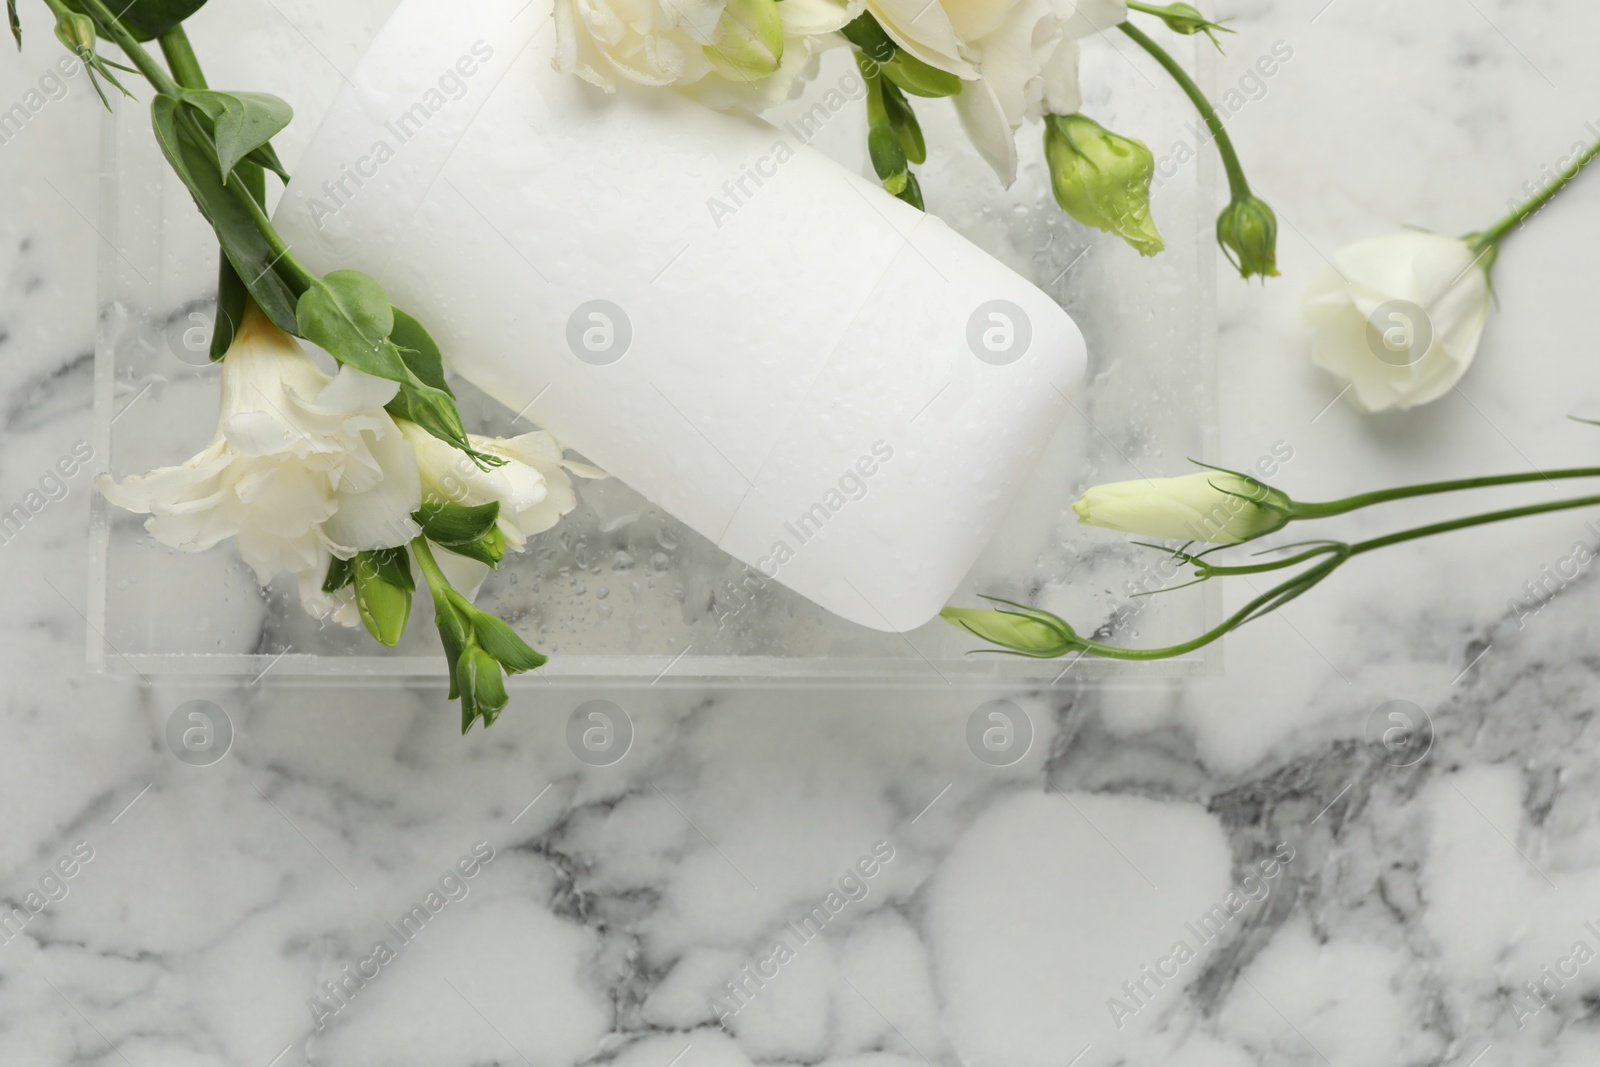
[[1217, 194, 1280, 280], [706, 0, 784, 82], [353, 548, 414, 647], [1044, 113, 1165, 257], [1146, 3, 1233, 43], [1073, 471, 1292, 545], [895, 171, 924, 211], [456, 646, 509, 733], [52, 10, 94, 57], [940, 602, 1081, 658], [868, 123, 909, 195]]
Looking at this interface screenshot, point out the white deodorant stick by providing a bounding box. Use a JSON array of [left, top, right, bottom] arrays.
[[273, 0, 1086, 633]]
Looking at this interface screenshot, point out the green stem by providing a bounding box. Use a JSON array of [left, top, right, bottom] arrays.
[[152, 25, 307, 292], [74, 0, 179, 95], [1296, 467, 1600, 519], [411, 536, 452, 604], [1075, 557, 1345, 660], [1475, 135, 1600, 253], [1348, 493, 1600, 557], [1070, 491, 1600, 661], [157, 25, 207, 90], [1119, 20, 1249, 199]]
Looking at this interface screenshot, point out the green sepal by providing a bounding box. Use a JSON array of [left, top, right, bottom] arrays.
[[435, 526, 507, 568], [389, 305, 452, 395], [413, 501, 501, 548], [150, 93, 301, 332], [431, 595, 471, 702], [450, 593, 546, 675], [322, 555, 355, 594], [353, 547, 414, 647], [881, 54, 962, 98], [840, 11, 896, 62]]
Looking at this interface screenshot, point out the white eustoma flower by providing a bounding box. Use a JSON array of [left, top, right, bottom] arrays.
[[1305, 231, 1494, 413], [1073, 471, 1290, 544], [554, 0, 853, 101], [399, 420, 603, 591], [886, 0, 1123, 185], [97, 303, 422, 625], [691, 0, 861, 110]]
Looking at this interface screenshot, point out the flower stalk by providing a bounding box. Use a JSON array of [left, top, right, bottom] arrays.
[[954, 481, 1600, 662], [1470, 134, 1600, 259], [1119, 19, 1278, 279]]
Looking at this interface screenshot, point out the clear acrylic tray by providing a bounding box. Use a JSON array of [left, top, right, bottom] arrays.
[[89, 5, 1219, 687]]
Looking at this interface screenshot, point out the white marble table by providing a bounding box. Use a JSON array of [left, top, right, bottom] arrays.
[[3, 1, 1600, 1064]]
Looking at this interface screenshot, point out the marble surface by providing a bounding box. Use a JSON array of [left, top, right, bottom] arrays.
[[4, 0, 1600, 1064]]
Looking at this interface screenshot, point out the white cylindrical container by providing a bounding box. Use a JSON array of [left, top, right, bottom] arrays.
[[273, 0, 1086, 632]]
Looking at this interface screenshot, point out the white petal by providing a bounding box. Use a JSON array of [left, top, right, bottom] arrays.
[[321, 423, 423, 553], [868, 0, 975, 77], [779, 0, 859, 34], [301, 365, 402, 417], [953, 79, 1018, 186]]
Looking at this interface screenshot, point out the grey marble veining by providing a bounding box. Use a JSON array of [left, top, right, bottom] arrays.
[[4, 0, 1600, 1064]]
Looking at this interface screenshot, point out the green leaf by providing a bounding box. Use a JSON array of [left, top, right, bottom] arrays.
[[8, 0, 21, 48], [181, 90, 292, 183], [150, 94, 300, 332], [296, 270, 401, 373], [468, 610, 547, 675], [385, 304, 458, 427], [107, 0, 211, 41], [322, 555, 355, 594], [209, 159, 264, 360], [882, 54, 962, 98], [299, 275, 495, 471], [246, 142, 291, 184], [414, 501, 500, 547], [353, 548, 413, 646]]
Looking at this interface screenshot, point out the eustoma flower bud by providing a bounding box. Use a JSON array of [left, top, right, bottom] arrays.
[[1141, 2, 1232, 44], [941, 601, 1082, 658], [1216, 194, 1280, 280], [1073, 471, 1293, 544], [1044, 113, 1164, 256], [706, 0, 784, 81]]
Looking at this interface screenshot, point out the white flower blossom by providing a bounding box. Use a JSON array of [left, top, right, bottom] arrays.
[[1305, 231, 1493, 413], [96, 304, 421, 625], [399, 419, 604, 593]]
